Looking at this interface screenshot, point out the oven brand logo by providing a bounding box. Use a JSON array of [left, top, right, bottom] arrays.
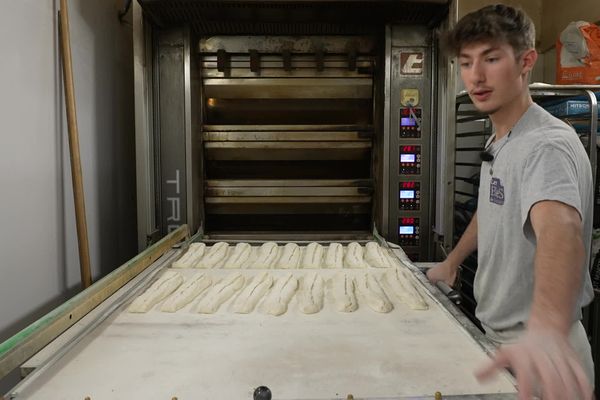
[[400, 52, 424, 75], [489, 177, 505, 205]]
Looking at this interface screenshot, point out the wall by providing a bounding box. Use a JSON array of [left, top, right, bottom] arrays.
[[0, 0, 136, 389], [540, 0, 600, 82]]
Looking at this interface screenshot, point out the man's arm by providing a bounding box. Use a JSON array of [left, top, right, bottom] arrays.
[[528, 200, 584, 334], [427, 212, 477, 286], [477, 200, 592, 399]]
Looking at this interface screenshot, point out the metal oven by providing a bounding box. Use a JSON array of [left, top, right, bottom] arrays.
[[135, 0, 450, 260]]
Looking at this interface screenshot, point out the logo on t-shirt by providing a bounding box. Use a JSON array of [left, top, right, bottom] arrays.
[[489, 177, 505, 205]]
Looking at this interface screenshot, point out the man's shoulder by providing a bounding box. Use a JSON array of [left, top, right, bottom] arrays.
[[521, 104, 580, 149]]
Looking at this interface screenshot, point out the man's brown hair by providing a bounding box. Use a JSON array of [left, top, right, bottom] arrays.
[[443, 4, 536, 57]]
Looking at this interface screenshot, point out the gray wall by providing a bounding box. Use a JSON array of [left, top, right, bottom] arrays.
[[0, 0, 137, 374]]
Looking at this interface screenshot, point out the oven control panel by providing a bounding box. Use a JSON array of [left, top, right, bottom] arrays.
[[398, 181, 420, 210], [398, 217, 420, 247], [399, 107, 421, 138], [399, 145, 421, 175]]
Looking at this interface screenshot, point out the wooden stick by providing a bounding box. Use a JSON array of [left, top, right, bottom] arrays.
[[58, 0, 92, 288]]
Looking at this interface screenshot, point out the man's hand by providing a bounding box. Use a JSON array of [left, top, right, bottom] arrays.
[[475, 329, 593, 400], [426, 260, 458, 287]]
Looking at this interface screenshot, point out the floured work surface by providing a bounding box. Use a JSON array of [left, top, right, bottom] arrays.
[[13, 266, 516, 399]]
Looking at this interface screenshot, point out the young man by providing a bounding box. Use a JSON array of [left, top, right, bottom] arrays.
[[427, 4, 595, 398]]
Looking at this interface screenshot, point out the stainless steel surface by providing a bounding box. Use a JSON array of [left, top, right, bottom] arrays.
[[391, 24, 431, 47], [203, 124, 370, 132], [157, 28, 188, 235], [441, 0, 458, 253], [206, 179, 371, 187], [133, 2, 157, 250], [204, 232, 375, 241], [387, 25, 434, 260], [381, 25, 392, 238], [184, 27, 196, 242], [206, 186, 369, 197], [190, 28, 205, 239], [200, 35, 376, 54], [203, 78, 373, 99], [428, 27, 438, 258], [203, 130, 370, 141], [205, 196, 371, 204], [204, 142, 371, 161]]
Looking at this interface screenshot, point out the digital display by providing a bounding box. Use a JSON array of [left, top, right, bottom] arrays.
[[401, 117, 416, 126], [401, 145, 417, 152], [400, 190, 415, 199], [399, 226, 415, 235], [401, 182, 416, 189], [400, 154, 416, 163], [401, 217, 415, 224]]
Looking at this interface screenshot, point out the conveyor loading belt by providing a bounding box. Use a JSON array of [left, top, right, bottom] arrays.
[[5, 234, 517, 399]]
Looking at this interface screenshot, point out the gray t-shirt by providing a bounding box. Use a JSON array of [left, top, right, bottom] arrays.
[[475, 103, 594, 336]]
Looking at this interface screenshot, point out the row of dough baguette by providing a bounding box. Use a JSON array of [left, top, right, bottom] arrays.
[[172, 241, 393, 269], [128, 266, 428, 315]]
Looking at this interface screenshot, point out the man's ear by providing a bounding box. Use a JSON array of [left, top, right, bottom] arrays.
[[520, 48, 538, 75]]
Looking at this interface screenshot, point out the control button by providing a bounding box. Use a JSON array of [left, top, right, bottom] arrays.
[[254, 386, 272, 400]]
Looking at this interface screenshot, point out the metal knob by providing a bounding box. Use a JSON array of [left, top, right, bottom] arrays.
[[253, 386, 272, 400]]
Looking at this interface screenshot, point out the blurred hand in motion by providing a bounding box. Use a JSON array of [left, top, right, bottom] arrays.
[[476, 329, 594, 400]]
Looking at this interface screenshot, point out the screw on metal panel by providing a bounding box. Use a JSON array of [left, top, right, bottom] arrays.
[[347, 395, 354, 400], [84, 397, 91, 400], [172, 397, 178, 400], [434, 391, 443, 400]]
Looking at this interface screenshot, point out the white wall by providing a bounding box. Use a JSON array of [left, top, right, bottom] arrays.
[[0, 0, 136, 371]]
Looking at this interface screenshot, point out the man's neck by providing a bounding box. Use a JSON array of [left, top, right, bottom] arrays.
[[490, 92, 533, 141]]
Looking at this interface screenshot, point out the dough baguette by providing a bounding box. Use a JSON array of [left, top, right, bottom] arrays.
[[195, 274, 245, 313], [364, 242, 390, 268], [129, 271, 184, 313], [262, 273, 298, 316], [232, 272, 273, 313], [276, 243, 301, 269], [172, 243, 206, 269], [224, 243, 252, 269], [301, 242, 323, 269], [195, 242, 229, 269], [298, 272, 325, 314], [249, 242, 279, 269], [160, 273, 212, 312], [331, 273, 358, 312], [344, 242, 366, 268], [384, 263, 428, 310], [356, 273, 393, 313], [324, 243, 343, 268]]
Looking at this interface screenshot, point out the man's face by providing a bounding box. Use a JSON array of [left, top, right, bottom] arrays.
[[458, 41, 530, 115]]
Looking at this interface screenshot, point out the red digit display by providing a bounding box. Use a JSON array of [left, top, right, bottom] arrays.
[[401, 217, 415, 224]]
